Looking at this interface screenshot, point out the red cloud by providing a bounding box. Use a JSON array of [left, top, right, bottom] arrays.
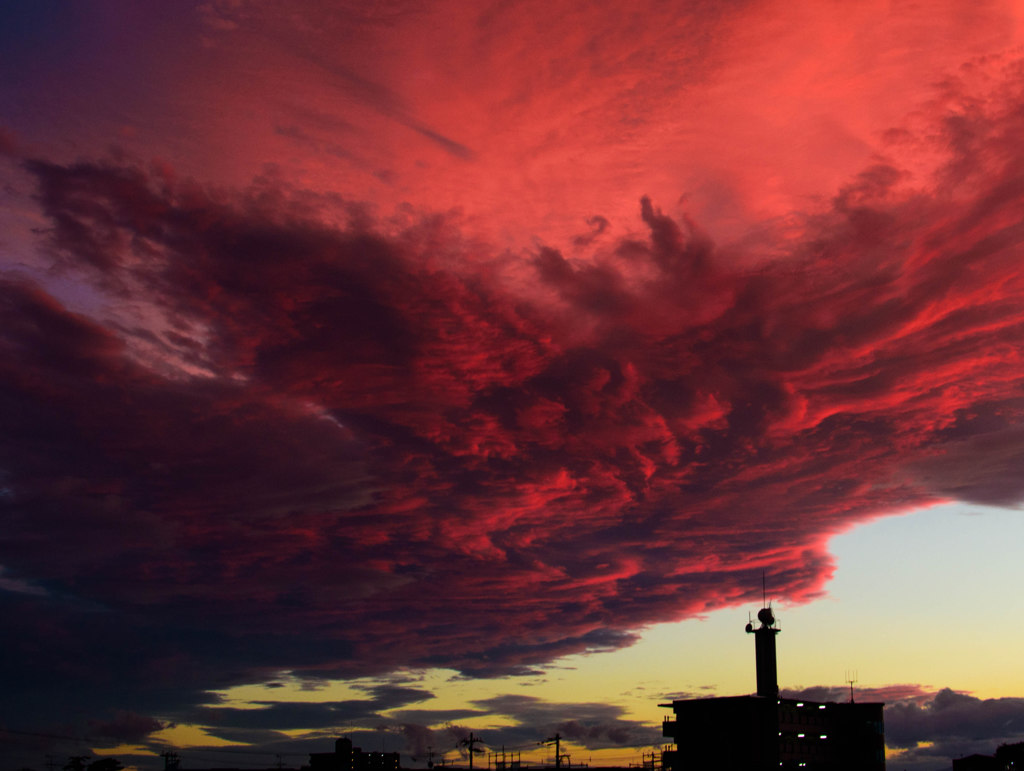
[[4, 52, 1024, 744]]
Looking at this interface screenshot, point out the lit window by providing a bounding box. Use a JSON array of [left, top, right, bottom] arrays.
[[796, 702, 804, 707], [820, 735, 827, 740], [798, 734, 805, 738], [818, 705, 826, 710]]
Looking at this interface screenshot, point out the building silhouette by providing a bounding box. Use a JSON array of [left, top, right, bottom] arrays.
[[660, 602, 885, 771], [309, 737, 401, 771], [953, 754, 1002, 771], [953, 740, 1024, 771]]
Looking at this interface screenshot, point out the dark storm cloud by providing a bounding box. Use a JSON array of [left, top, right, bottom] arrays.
[[6, 51, 1024, 754], [0, 586, 360, 736], [886, 689, 1024, 751], [200, 702, 383, 731], [194, 684, 434, 734], [384, 708, 486, 726], [472, 694, 660, 749], [908, 423, 1024, 506], [89, 711, 166, 743], [384, 693, 660, 760]]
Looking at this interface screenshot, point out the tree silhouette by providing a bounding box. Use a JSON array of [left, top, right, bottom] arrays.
[[87, 760, 124, 771], [63, 758, 123, 771]]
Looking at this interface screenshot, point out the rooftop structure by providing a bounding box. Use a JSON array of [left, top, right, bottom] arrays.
[[310, 737, 401, 771], [660, 596, 885, 771]]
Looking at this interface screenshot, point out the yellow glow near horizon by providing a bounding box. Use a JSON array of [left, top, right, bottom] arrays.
[[150, 723, 249, 749], [91, 744, 155, 757]]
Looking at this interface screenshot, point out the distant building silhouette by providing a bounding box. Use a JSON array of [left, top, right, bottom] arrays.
[[952, 740, 1024, 771], [953, 754, 1002, 771], [309, 737, 400, 771], [660, 600, 885, 771], [996, 742, 1024, 770]]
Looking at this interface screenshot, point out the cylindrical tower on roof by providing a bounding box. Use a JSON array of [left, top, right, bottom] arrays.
[[745, 605, 779, 698]]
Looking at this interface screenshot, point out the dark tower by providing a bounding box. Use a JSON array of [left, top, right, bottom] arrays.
[[335, 737, 354, 771], [745, 605, 779, 698]]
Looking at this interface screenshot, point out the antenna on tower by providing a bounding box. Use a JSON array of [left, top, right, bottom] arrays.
[[762, 569, 766, 608], [845, 670, 858, 703]]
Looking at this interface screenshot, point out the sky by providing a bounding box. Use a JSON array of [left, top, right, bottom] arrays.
[[4, 1, 1024, 769]]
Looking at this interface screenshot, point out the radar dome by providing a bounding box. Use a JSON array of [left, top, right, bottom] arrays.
[[757, 607, 775, 626]]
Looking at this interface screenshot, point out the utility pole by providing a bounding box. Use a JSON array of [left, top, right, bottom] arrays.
[[460, 732, 484, 771], [541, 733, 564, 769]]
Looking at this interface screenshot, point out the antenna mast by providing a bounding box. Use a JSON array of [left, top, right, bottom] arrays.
[[845, 670, 858, 703]]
